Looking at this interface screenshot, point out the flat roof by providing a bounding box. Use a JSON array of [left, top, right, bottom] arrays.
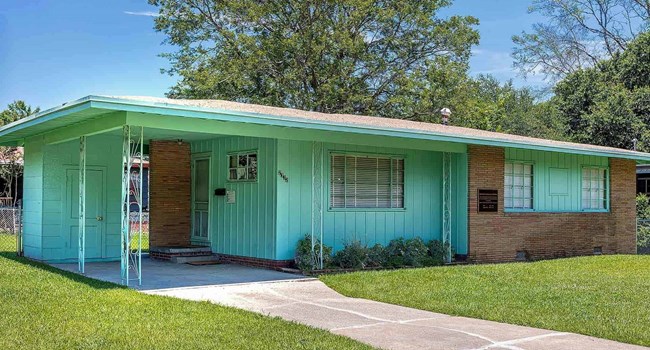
[[1, 95, 650, 162]]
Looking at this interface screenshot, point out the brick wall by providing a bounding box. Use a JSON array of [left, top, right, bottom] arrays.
[[468, 145, 636, 263], [149, 140, 191, 247]]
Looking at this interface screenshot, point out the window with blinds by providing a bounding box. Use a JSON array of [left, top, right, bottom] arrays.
[[330, 154, 404, 209]]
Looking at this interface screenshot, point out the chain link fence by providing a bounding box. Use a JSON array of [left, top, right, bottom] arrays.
[[0, 204, 21, 255], [129, 212, 149, 252], [637, 219, 650, 254]]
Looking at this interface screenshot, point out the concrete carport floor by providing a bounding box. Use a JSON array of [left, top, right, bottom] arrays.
[[146, 279, 646, 350]]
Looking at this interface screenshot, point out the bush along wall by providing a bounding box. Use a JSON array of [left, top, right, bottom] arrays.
[[294, 235, 450, 272]]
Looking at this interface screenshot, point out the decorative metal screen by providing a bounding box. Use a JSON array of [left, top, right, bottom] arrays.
[[228, 152, 257, 181], [582, 167, 608, 210], [330, 154, 404, 209]]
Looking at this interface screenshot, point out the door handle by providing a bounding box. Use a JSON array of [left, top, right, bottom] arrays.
[[96, 216, 103, 221]]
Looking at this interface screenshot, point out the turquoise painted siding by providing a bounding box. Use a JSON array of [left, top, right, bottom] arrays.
[[23, 136, 45, 259], [191, 136, 277, 260], [40, 134, 123, 261], [451, 153, 468, 254], [275, 141, 469, 260], [505, 148, 609, 212], [276, 140, 313, 260]]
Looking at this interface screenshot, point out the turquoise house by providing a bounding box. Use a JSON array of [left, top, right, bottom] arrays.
[[0, 96, 647, 282]]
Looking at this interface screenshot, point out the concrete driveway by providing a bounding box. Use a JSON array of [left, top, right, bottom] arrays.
[[146, 279, 645, 350]]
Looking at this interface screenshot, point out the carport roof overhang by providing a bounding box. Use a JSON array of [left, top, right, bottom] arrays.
[[1, 95, 650, 162]]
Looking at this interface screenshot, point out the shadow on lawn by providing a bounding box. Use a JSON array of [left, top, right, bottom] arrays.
[[0, 252, 124, 290]]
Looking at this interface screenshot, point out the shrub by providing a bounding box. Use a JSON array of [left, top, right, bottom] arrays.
[[636, 194, 650, 254], [366, 244, 388, 267], [295, 234, 332, 271], [386, 237, 435, 267], [333, 240, 368, 269], [427, 240, 446, 266]]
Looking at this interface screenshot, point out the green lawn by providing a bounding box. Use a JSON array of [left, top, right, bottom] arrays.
[[0, 233, 15, 253], [321, 255, 650, 347], [0, 254, 372, 350]]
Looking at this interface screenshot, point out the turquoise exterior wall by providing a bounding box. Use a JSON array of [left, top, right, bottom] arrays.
[[191, 137, 277, 260], [22, 136, 45, 259], [41, 135, 123, 261], [275, 140, 468, 260], [505, 148, 609, 212], [21, 134, 122, 262]]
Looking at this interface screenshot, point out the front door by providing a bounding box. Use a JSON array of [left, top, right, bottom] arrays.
[[64, 168, 105, 259], [192, 155, 210, 243]]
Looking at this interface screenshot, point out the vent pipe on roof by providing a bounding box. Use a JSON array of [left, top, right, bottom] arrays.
[[440, 108, 451, 126]]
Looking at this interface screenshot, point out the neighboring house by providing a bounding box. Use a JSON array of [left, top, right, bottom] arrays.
[[129, 158, 149, 212], [0, 95, 646, 268], [636, 164, 650, 195]]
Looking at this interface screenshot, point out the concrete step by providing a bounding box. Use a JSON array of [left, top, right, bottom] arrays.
[[171, 254, 219, 264], [151, 246, 212, 254]]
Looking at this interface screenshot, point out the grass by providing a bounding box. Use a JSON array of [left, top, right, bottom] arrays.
[[321, 255, 650, 347], [0, 233, 15, 253], [0, 253, 372, 350]]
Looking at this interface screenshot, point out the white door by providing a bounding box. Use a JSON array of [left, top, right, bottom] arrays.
[[192, 156, 210, 242]]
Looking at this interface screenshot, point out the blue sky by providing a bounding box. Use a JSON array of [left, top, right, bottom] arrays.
[[0, 0, 545, 110]]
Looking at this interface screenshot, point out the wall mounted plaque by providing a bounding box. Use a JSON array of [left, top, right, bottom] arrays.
[[478, 189, 498, 212]]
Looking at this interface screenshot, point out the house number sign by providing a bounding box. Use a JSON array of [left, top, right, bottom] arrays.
[[478, 189, 498, 212]]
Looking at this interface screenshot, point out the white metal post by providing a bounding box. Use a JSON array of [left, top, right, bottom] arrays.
[[311, 141, 324, 269], [120, 126, 130, 284], [121, 125, 144, 286], [442, 152, 452, 263], [78, 136, 86, 273]]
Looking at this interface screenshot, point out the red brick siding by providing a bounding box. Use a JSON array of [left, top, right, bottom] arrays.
[[467, 145, 636, 263], [217, 254, 294, 270], [149, 140, 191, 247]]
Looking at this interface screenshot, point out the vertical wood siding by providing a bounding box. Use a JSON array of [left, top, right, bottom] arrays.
[[40, 134, 123, 261], [275, 140, 469, 259], [192, 137, 277, 260], [505, 148, 609, 212], [22, 136, 45, 259]]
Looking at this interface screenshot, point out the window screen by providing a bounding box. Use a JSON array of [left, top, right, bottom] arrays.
[[582, 167, 608, 210], [504, 162, 533, 209], [330, 154, 404, 209]]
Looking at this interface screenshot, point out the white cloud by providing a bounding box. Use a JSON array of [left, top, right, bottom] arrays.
[[124, 11, 160, 17]]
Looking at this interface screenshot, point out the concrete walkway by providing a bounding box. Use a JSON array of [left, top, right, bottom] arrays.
[[146, 279, 646, 350], [51, 258, 308, 290]]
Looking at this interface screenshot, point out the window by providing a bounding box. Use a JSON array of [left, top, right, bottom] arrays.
[[228, 152, 257, 181], [582, 167, 608, 210], [330, 154, 404, 209], [504, 162, 533, 210]]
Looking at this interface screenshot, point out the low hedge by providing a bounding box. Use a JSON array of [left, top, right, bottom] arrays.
[[295, 235, 450, 272]]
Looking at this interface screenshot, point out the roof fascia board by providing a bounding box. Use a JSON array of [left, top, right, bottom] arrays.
[[42, 111, 127, 145], [126, 112, 467, 153], [0, 97, 93, 138]]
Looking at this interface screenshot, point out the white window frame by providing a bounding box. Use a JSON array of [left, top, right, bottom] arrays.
[[329, 153, 405, 210], [227, 150, 258, 182], [504, 161, 534, 210], [581, 166, 609, 211]]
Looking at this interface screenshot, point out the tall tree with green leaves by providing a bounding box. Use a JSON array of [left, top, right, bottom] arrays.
[[512, 0, 649, 81], [0, 100, 40, 126], [0, 100, 39, 204], [551, 31, 650, 150], [150, 0, 479, 119]]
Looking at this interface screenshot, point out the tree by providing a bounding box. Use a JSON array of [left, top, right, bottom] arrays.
[[150, 0, 479, 119], [0, 101, 38, 205], [512, 0, 649, 81], [0, 100, 40, 126], [551, 31, 650, 150]]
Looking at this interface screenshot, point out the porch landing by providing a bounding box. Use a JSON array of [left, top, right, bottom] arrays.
[[51, 256, 309, 291]]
